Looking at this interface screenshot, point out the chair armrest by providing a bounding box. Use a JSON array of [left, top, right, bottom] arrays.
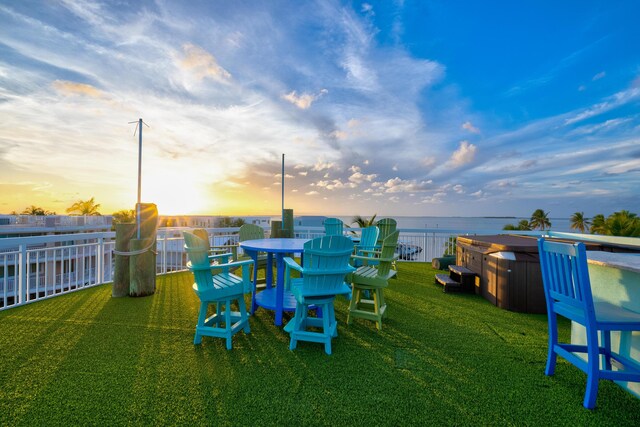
[[283, 257, 303, 272], [359, 249, 382, 256], [283, 257, 302, 290]]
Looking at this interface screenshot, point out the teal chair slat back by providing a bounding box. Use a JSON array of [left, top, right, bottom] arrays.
[[375, 218, 397, 246], [376, 231, 399, 278], [183, 231, 214, 291], [324, 217, 344, 236], [300, 235, 354, 295], [358, 226, 379, 252], [239, 224, 265, 241]]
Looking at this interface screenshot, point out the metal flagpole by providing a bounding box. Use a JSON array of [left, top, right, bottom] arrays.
[[137, 118, 143, 239], [129, 118, 148, 239], [281, 153, 285, 230]]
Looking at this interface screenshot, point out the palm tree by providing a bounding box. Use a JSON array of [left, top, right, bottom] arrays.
[[605, 210, 640, 237], [502, 219, 531, 231], [590, 214, 607, 234], [66, 197, 101, 216], [570, 212, 590, 233], [112, 209, 136, 224], [21, 205, 55, 215], [529, 209, 551, 231], [351, 214, 377, 228]]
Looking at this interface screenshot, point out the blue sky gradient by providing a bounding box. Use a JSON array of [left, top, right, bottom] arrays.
[[0, 1, 638, 216]]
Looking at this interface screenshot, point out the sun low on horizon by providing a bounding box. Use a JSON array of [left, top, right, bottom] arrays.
[[1, 1, 639, 218]]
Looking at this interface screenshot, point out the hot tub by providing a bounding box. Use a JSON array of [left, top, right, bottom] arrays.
[[456, 234, 640, 314]]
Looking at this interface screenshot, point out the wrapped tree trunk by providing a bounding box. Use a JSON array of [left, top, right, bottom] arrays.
[[283, 209, 294, 238], [113, 223, 136, 297], [129, 203, 158, 297]]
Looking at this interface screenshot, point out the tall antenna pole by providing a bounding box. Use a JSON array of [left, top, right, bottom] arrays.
[[130, 118, 148, 239], [137, 118, 143, 239], [281, 153, 285, 230]]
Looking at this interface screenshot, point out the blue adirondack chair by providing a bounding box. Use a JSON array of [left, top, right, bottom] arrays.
[[324, 217, 344, 236], [538, 238, 640, 409], [348, 231, 399, 330], [352, 226, 379, 268], [183, 231, 253, 350], [282, 235, 355, 355]]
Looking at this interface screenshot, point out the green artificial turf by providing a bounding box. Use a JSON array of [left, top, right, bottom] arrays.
[[1, 263, 639, 426]]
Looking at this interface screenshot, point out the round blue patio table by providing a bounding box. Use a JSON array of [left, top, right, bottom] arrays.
[[239, 238, 309, 326]]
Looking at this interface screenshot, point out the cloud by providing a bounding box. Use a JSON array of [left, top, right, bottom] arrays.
[[592, 71, 606, 81], [461, 121, 480, 134], [282, 89, 328, 109], [305, 190, 319, 195], [348, 165, 376, 184], [180, 43, 231, 82], [449, 141, 477, 167], [52, 80, 103, 98], [382, 177, 433, 193], [564, 87, 640, 125]]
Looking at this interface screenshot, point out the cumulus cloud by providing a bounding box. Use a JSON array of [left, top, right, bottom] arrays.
[[449, 141, 477, 167], [180, 43, 231, 82], [382, 177, 433, 193], [348, 166, 377, 184], [305, 190, 319, 195], [461, 121, 480, 134], [282, 89, 328, 109], [312, 161, 335, 171]]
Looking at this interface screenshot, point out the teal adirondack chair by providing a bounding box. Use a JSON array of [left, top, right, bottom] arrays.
[[348, 230, 399, 330], [374, 218, 398, 275], [282, 236, 355, 355], [324, 217, 344, 236], [183, 231, 253, 349], [239, 224, 269, 280], [193, 228, 238, 261], [352, 226, 379, 267]]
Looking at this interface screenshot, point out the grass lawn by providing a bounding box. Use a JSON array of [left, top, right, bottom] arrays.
[[1, 262, 639, 426]]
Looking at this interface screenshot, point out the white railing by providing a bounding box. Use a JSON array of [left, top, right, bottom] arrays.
[[0, 226, 552, 311]]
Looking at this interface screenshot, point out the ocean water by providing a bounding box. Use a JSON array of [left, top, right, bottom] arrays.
[[336, 216, 573, 232]]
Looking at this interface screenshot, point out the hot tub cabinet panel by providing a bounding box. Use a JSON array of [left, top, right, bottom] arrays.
[[481, 254, 545, 314], [456, 234, 640, 314]]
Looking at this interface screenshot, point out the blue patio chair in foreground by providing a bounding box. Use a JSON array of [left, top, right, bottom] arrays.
[[352, 226, 379, 268], [538, 238, 640, 409], [183, 231, 253, 350], [282, 235, 355, 355], [348, 231, 399, 330], [324, 217, 344, 236]]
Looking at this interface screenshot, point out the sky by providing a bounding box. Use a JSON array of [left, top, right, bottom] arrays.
[[1, 0, 639, 218]]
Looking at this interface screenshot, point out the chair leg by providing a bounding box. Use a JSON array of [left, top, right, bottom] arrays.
[[545, 314, 558, 376], [584, 328, 601, 409], [347, 287, 358, 325], [238, 296, 250, 334], [601, 330, 612, 371], [194, 301, 208, 345], [322, 302, 332, 355], [289, 302, 304, 351], [373, 288, 382, 331], [224, 300, 233, 350]]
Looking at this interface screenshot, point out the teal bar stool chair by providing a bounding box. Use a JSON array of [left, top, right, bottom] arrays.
[[183, 231, 254, 350], [538, 237, 640, 409], [352, 225, 379, 267], [348, 231, 399, 330], [282, 235, 354, 355], [323, 217, 344, 236]]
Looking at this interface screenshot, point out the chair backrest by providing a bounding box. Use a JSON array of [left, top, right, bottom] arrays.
[[324, 217, 344, 236], [192, 228, 211, 249], [375, 231, 399, 278], [375, 218, 397, 245], [299, 235, 354, 296], [239, 223, 265, 241], [358, 226, 379, 253], [183, 231, 214, 291], [537, 238, 595, 322]]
